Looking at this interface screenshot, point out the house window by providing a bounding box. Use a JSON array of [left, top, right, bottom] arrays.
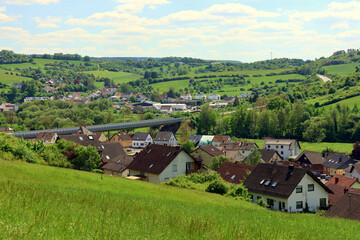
[[276, 146, 278, 148], [267, 198, 274, 208], [296, 201, 303, 209], [320, 198, 327, 207], [268, 145, 270, 148], [281, 151, 284, 155], [296, 186, 303, 193], [172, 164, 177, 172], [308, 184, 314, 192], [164, 177, 169, 181], [281, 146, 283, 149]]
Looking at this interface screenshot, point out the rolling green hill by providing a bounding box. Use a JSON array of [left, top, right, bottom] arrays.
[[0, 159, 359, 240], [323, 62, 358, 76], [0, 68, 33, 85]]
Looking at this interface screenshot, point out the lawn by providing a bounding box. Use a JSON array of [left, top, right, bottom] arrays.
[[84, 70, 141, 84], [0, 159, 359, 239], [323, 62, 358, 76], [321, 95, 360, 111], [241, 139, 354, 154], [0, 68, 33, 85]]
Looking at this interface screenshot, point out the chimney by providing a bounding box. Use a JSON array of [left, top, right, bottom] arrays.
[[344, 187, 349, 194], [288, 165, 294, 174], [335, 176, 339, 184], [322, 152, 325, 158]]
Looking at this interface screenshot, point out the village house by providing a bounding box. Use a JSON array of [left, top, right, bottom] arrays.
[[324, 189, 360, 221], [191, 145, 224, 167], [211, 135, 231, 146], [12, 83, 23, 89], [244, 163, 333, 212], [34, 132, 58, 144], [122, 92, 133, 99], [217, 162, 255, 184], [0, 127, 14, 133], [218, 142, 259, 159], [100, 142, 134, 176], [154, 132, 178, 146], [257, 149, 283, 164], [263, 139, 301, 160], [127, 145, 199, 183], [43, 86, 57, 93], [0, 103, 18, 112], [195, 94, 207, 100], [132, 132, 153, 149], [23, 97, 49, 103], [153, 103, 186, 111], [325, 174, 360, 204], [223, 97, 236, 103], [180, 94, 192, 101], [135, 94, 146, 102], [208, 94, 221, 101], [294, 151, 326, 174], [110, 132, 132, 148], [346, 161, 360, 181], [322, 153, 358, 176]]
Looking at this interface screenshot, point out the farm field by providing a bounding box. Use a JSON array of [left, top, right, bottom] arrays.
[[0, 58, 84, 71], [323, 62, 358, 76], [241, 139, 354, 154], [0, 159, 359, 240], [321, 95, 360, 111], [84, 70, 141, 84], [0, 68, 33, 85], [150, 73, 305, 95]]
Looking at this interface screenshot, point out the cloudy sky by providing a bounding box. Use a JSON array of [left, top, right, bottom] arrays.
[[0, 0, 359, 62]]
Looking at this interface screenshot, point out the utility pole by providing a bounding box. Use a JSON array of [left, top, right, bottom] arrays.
[[271, 52, 273, 60]]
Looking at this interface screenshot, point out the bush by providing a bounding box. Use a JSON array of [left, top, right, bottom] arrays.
[[91, 169, 104, 174], [206, 180, 228, 195], [257, 197, 267, 207], [226, 184, 249, 200]]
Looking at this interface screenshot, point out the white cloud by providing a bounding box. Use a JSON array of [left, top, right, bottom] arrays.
[[0, 27, 30, 39], [0, 6, 18, 22], [34, 16, 61, 28], [331, 22, 349, 30], [0, 0, 59, 5]]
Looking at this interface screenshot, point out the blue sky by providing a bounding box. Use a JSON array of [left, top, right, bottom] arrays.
[[0, 0, 360, 62]]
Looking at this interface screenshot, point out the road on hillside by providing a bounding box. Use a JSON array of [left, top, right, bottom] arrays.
[[317, 74, 332, 83]]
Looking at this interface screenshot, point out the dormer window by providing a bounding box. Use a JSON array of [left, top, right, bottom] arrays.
[[231, 175, 236, 180]]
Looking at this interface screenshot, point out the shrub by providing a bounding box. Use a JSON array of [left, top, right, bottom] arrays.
[[257, 197, 267, 207], [91, 169, 104, 174], [226, 184, 249, 200], [206, 180, 228, 195]]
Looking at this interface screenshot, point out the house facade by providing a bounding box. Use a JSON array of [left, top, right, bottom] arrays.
[[180, 94, 192, 101], [127, 145, 198, 183], [322, 153, 358, 176], [208, 94, 221, 101], [154, 132, 178, 146], [244, 164, 332, 212], [191, 145, 223, 167], [263, 139, 300, 160], [294, 151, 326, 174], [110, 132, 132, 148], [132, 132, 153, 148], [195, 94, 207, 100], [345, 162, 360, 181]]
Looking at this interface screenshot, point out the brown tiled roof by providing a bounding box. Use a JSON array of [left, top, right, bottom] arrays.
[[198, 145, 223, 157], [219, 142, 258, 151], [35, 132, 57, 142], [325, 183, 353, 204], [59, 134, 101, 150], [100, 142, 127, 163], [326, 174, 359, 188], [101, 155, 134, 173], [132, 132, 151, 141], [294, 151, 326, 165], [324, 190, 360, 220], [112, 132, 132, 141], [212, 135, 230, 143], [154, 132, 174, 142], [239, 142, 258, 151], [127, 145, 185, 175], [217, 162, 255, 184], [263, 139, 300, 150], [258, 149, 281, 163], [244, 163, 332, 199]]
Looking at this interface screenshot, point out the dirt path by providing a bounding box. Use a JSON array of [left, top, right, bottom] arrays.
[[317, 74, 332, 83]]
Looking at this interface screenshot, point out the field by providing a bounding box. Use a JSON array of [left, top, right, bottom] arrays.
[[323, 62, 358, 76], [150, 73, 305, 96], [241, 139, 354, 154], [0, 58, 84, 71], [1, 159, 359, 240], [0, 68, 33, 85], [85, 70, 141, 84], [321, 95, 360, 111]]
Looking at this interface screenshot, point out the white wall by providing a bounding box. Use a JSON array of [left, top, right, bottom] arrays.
[[264, 143, 299, 160], [287, 173, 329, 212], [132, 135, 153, 148], [346, 169, 360, 182], [250, 192, 288, 211]]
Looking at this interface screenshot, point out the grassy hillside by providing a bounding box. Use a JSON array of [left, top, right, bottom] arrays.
[[85, 70, 141, 84], [1, 160, 359, 240], [321, 95, 360, 111], [0, 58, 83, 71], [0, 68, 33, 85], [323, 62, 358, 76]]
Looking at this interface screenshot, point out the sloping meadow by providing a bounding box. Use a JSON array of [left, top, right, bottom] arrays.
[[0, 160, 358, 240]]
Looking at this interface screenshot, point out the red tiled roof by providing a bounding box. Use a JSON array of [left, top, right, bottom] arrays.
[[212, 135, 230, 143], [198, 145, 223, 157], [324, 190, 360, 220], [326, 174, 359, 188]]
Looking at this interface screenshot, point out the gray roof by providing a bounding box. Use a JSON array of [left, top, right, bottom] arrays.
[[322, 153, 358, 170], [155, 132, 174, 142], [132, 132, 151, 141]]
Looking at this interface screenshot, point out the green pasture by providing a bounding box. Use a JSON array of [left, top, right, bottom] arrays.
[[84, 70, 141, 84], [0, 159, 359, 240], [323, 62, 358, 76]]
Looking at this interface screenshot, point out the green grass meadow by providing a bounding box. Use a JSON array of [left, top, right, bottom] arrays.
[[323, 62, 358, 76], [1, 160, 359, 240], [0, 69, 33, 85], [84, 70, 141, 84]]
